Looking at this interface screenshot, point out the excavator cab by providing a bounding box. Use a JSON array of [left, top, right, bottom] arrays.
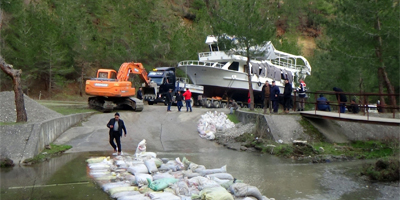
[[95, 69, 117, 80]]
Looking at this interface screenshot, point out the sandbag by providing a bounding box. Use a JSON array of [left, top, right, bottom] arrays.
[[134, 173, 153, 186], [88, 163, 111, 170], [144, 159, 158, 173], [147, 178, 178, 191], [102, 181, 131, 192], [188, 176, 220, 190], [148, 192, 181, 200], [109, 186, 138, 196], [183, 170, 201, 178], [198, 165, 227, 176], [86, 157, 107, 164], [153, 171, 174, 180], [127, 164, 148, 174], [117, 193, 151, 200], [138, 185, 154, 194], [194, 186, 234, 200], [111, 190, 140, 199], [228, 183, 263, 200], [207, 173, 234, 180]]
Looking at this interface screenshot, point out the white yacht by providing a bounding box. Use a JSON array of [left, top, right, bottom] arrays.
[[177, 35, 312, 106]]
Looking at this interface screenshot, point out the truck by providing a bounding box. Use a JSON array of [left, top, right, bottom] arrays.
[[85, 62, 154, 112], [142, 67, 204, 106]]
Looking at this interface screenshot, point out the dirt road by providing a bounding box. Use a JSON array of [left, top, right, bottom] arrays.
[[54, 105, 224, 154]]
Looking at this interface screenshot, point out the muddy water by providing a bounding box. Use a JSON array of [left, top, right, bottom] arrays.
[[1, 150, 398, 200]]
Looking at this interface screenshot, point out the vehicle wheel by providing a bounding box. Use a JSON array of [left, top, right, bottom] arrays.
[[206, 100, 212, 108], [221, 103, 227, 108], [148, 101, 154, 105], [213, 101, 221, 108]]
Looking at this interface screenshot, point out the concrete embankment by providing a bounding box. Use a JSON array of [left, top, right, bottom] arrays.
[[235, 110, 399, 143], [0, 112, 93, 165]]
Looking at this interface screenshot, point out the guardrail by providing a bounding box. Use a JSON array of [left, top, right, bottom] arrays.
[[293, 91, 399, 119]]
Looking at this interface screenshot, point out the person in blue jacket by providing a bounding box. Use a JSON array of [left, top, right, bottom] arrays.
[[317, 94, 331, 111], [270, 81, 280, 113]]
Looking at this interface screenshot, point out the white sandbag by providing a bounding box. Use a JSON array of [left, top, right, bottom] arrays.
[[188, 176, 220, 190], [144, 159, 158, 173], [211, 176, 231, 185], [109, 186, 138, 196], [182, 170, 201, 178], [111, 190, 140, 199], [198, 165, 227, 176], [134, 173, 153, 186], [228, 183, 263, 200], [127, 164, 148, 174], [153, 171, 174, 180], [153, 158, 164, 167], [86, 156, 108, 164], [170, 180, 190, 196], [89, 169, 111, 178], [148, 192, 181, 200], [117, 194, 151, 200], [138, 152, 157, 159], [135, 139, 147, 157], [207, 173, 234, 180], [88, 163, 111, 170], [102, 181, 131, 192]]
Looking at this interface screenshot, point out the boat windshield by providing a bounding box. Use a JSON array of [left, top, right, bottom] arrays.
[[150, 77, 163, 85]]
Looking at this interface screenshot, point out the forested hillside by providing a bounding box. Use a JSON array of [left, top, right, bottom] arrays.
[[0, 0, 398, 102]]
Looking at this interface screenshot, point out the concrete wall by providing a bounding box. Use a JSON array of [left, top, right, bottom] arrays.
[[0, 112, 93, 165], [235, 110, 307, 143], [235, 110, 399, 144]]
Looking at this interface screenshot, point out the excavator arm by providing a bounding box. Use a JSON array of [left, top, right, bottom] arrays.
[[117, 62, 150, 86]]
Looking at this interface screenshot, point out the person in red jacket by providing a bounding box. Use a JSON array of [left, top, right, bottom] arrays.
[[182, 88, 192, 112]]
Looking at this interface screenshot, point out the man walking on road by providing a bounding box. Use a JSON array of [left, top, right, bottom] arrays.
[[183, 88, 192, 112], [270, 81, 280, 113], [262, 80, 271, 114], [106, 112, 127, 155], [166, 89, 173, 112]]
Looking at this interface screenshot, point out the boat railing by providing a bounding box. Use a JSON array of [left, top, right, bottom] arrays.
[[178, 60, 224, 68]]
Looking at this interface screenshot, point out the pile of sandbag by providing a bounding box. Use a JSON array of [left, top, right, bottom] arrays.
[[197, 111, 235, 140], [86, 139, 272, 200]]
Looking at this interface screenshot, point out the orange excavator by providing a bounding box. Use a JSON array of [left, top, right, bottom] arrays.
[[85, 62, 152, 112]]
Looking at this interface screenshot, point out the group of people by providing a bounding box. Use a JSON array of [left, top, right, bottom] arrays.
[[260, 78, 307, 114], [317, 87, 359, 114], [166, 88, 193, 112]]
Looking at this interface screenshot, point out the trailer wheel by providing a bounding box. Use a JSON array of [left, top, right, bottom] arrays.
[[213, 101, 221, 108], [221, 102, 227, 108], [206, 100, 212, 108]]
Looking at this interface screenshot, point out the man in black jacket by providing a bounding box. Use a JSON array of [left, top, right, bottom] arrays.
[[261, 80, 271, 114], [107, 112, 127, 155], [166, 89, 173, 112], [283, 79, 292, 113], [333, 87, 347, 113]]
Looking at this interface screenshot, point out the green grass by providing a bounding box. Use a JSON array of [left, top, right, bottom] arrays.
[[23, 144, 72, 164], [227, 113, 240, 124], [299, 117, 325, 142], [38, 100, 96, 115], [312, 140, 397, 159]]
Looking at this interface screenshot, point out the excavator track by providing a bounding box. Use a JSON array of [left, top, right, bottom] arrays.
[[88, 97, 114, 113], [128, 97, 144, 112]]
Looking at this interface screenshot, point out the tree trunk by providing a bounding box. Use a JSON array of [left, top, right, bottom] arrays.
[[378, 68, 386, 113], [80, 62, 84, 97], [375, 9, 397, 110], [246, 53, 254, 111], [0, 56, 28, 122]]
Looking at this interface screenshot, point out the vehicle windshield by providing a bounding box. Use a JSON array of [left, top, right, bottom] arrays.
[[150, 77, 163, 85]]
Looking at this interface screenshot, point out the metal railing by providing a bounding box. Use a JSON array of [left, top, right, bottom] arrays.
[[293, 91, 399, 119], [178, 60, 225, 68]]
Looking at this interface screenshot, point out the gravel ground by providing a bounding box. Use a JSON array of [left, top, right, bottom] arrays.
[[0, 91, 62, 123]]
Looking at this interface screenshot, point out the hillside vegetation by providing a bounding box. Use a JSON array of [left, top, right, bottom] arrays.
[[0, 0, 398, 103]]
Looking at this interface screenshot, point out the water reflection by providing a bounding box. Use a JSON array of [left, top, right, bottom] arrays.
[[1, 150, 398, 200]]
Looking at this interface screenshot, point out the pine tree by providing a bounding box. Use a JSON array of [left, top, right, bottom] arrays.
[[209, 0, 275, 110]]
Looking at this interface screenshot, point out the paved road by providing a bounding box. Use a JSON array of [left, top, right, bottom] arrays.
[[55, 105, 224, 154]]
